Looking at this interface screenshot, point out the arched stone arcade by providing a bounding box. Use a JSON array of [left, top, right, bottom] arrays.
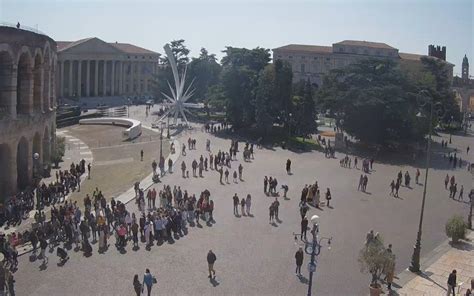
[[1, 27, 57, 200], [16, 48, 33, 115]]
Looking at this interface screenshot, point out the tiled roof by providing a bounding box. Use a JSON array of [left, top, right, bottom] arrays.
[[110, 43, 158, 55], [399, 52, 455, 66], [56, 38, 158, 55], [273, 44, 332, 54], [335, 40, 395, 50], [399, 52, 424, 61]]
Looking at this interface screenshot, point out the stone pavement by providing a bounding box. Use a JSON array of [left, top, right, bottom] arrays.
[[396, 230, 474, 296], [12, 106, 474, 296]]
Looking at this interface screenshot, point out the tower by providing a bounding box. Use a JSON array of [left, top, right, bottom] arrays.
[[462, 54, 469, 82], [428, 45, 446, 61]]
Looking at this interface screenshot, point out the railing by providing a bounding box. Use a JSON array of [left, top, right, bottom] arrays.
[[0, 22, 47, 36]]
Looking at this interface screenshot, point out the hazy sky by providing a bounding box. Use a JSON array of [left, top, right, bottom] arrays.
[[1, 0, 472, 75]]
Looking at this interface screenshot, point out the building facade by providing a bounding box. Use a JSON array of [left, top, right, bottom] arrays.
[[272, 40, 454, 87], [56, 37, 160, 99], [0, 26, 57, 198]]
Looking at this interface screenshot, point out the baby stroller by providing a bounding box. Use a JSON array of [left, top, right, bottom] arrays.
[[56, 247, 69, 264]]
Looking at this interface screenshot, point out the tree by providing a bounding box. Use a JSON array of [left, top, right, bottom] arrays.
[[51, 137, 65, 168], [298, 79, 318, 139], [219, 47, 271, 128], [255, 65, 275, 135], [358, 236, 396, 290], [274, 60, 293, 126], [221, 66, 256, 128], [188, 48, 221, 102], [420, 57, 461, 125], [319, 59, 423, 145], [152, 39, 190, 102]]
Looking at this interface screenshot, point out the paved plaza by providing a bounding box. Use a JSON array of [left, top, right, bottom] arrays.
[[12, 106, 473, 296]]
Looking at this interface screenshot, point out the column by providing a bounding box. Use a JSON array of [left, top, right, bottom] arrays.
[[144, 62, 148, 93], [111, 61, 115, 96], [86, 60, 90, 97], [68, 60, 73, 97], [137, 61, 141, 95], [94, 60, 98, 96], [130, 62, 135, 94], [60, 61, 64, 98], [119, 61, 123, 95], [102, 60, 107, 96], [77, 60, 82, 97]]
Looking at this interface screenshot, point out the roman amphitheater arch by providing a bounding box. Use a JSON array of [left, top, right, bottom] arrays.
[[43, 125, 50, 164], [16, 137, 29, 190], [16, 47, 33, 115], [0, 143, 12, 195], [43, 43, 51, 111], [0, 44, 15, 117]]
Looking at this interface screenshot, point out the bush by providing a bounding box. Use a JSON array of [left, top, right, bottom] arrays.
[[445, 215, 466, 243], [358, 235, 395, 288]]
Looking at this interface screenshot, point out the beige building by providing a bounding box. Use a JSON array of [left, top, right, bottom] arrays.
[[56, 37, 160, 99], [273, 40, 454, 87], [0, 26, 57, 199]]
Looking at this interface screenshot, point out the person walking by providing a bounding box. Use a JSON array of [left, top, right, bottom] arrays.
[[264, 176, 268, 194], [415, 169, 420, 185], [295, 247, 304, 276], [233, 194, 239, 216], [273, 198, 280, 220], [300, 216, 308, 241], [87, 163, 91, 179], [133, 274, 142, 296], [140, 150, 144, 161], [286, 159, 292, 174], [142, 269, 155, 296], [39, 236, 48, 265], [447, 269, 457, 296], [325, 188, 332, 207], [181, 161, 186, 178], [245, 194, 251, 215], [240, 198, 246, 216], [358, 174, 363, 191], [207, 250, 217, 279], [459, 185, 464, 200]]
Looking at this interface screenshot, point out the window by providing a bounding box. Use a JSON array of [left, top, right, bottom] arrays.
[[142, 56, 145, 59], [352, 48, 357, 54], [135, 56, 138, 58], [127, 56, 130, 59], [326, 58, 330, 61], [301, 56, 305, 59], [339, 47, 344, 52], [277, 55, 282, 59], [289, 55, 293, 59], [314, 57, 318, 60], [364, 50, 368, 55], [376, 50, 381, 56], [301, 64, 305, 73]]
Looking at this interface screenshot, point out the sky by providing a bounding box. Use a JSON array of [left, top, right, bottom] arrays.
[[1, 0, 472, 76]]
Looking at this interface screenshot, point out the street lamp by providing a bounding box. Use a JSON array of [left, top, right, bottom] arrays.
[[166, 110, 170, 139], [32, 152, 44, 223], [409, 90, 435, 272], [288, 112, 293, 138], [468, 189, 473, 230], [293, 215, 332, 296]]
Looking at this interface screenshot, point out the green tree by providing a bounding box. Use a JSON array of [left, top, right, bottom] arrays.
[[274, 59, 293, 126], [319, 59, 422, 145], [255, 64, 275, 135], [221, 47, 270, 73], [299, 79, 318, 139], [188, 48, 222, 102]]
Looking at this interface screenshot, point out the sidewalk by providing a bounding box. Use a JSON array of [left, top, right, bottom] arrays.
[[396, 230, 474, 295]]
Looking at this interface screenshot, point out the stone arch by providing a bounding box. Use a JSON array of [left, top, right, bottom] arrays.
[[0, 143, 12, 196], [42, 44, 51, 111], [17, 137, 29, 190], [33, 49, 44, 112], [0, 44, 15, 117], [50, 55, 56, 109], [16, 47, 33, 115], [43, 125, 50, 164]]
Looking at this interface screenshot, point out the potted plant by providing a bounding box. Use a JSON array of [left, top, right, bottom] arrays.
[[445, 215, 466, 243], [51, 137, 66, 169], [358, 236, 395, 296]]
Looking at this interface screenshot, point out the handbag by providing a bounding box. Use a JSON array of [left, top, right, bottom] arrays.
[[152, 276, 157, 284]]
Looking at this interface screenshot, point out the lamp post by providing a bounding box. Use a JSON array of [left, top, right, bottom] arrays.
[[409, 91, 434, 272], [293, 215, 332, 296], [468, 189, 473, 230], [288, 112, 293, 138], [32, 152, 43, 222], [167, 112, 170, 139]]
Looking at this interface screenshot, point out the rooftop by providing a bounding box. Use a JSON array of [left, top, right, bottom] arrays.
[[56, 38, 159, 55], [273, 44, 332, 54], [334, 40, 395, 50]]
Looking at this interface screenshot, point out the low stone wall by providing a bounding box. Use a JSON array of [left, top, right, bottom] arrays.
[[79, 117, 142, 140]]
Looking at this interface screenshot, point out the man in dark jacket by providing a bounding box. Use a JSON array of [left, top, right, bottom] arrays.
[[301, 216, 309, 241], [207, 250, 217, 279], [295, 248, 304, 276], [447, 269, 456, 296]]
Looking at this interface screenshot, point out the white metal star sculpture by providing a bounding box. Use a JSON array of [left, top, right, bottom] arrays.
[[157, 44, 203, 126]]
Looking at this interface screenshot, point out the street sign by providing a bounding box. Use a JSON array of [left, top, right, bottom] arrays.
[[307, 261, 317, 273]]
